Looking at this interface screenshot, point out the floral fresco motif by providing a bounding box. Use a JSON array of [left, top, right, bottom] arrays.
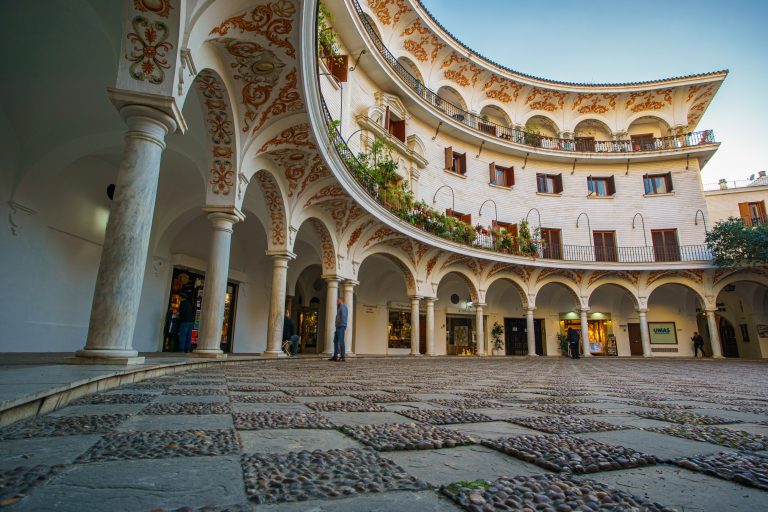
[[195, 71, 237, 198], [209, 160, 234, 195], [572, 93, 617, 114], [210, 0, 296, 58], [625, 89, 672, 113], [125, 16, 173, 84], [401, 19, 445, 63], [525, 88, 567, 112], [482, 76, 524, 103]]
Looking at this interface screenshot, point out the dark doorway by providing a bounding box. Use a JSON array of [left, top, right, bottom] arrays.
[[720, 321, 739, 358], [504, 318, 543, 355], [419, 314, 427, 354], [627, 323, 644, 356]]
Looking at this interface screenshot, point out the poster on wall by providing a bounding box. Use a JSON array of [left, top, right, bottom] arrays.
[[757, 324, 768, 338], [649, 322, 677, 344]]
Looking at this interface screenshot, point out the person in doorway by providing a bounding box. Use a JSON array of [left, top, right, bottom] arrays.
[[164, 307, 180, 351], [567, 328, 580, 359], [691, 331, 706, 358], [178, 294, 195, 353], [330, 297, 348, 361], [283, 309, 300, 356]]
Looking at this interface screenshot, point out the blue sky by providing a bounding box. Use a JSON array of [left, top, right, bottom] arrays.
[[419, 0, 768, 185]]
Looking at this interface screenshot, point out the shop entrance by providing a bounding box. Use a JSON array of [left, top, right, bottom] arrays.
[[561, 313, 616, 356], [163, 267, 237, 353], [504, 318, 543, 355], [387, 309, 426, 353], [446, 315, 475, 355], [719, 320, 739, 358], [627, 323, 644, 356], [297, 305, 320, 354]]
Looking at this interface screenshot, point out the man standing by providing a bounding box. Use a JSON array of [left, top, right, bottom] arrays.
[[283, 309, 299, 356], [330, 297, 348, 361], [567, 328, 580, 359], [691, 331, 706, 358], [178, 294, 195, 353]]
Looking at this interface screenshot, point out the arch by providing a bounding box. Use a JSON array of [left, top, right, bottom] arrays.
[[479, 104, 512, 128], [522, 113, 561, 137], [436, 85, 469, 112], [483, 274, 530, 307], [295, 216, 338, 275], [645, 279, 706, 307], [573, 118, 613, 140], [397, 55, 425, 84], [434, 268, 480, 303], [193, 69, 241, 207], [247, 169, 289, 250], [713, 273, 768, 297], [356, 246, 418, 295], [532, 279, 582, 309], [622, 111, 675, 134], [586, 281, 640, 310]]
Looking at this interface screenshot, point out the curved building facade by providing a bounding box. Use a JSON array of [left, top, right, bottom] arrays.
[[1, 0, 766, 362]]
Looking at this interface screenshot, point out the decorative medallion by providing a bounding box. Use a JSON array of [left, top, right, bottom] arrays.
[[125, 16, 173, 84], [133, 0, 173, 18], [210, 1, 297, 57]]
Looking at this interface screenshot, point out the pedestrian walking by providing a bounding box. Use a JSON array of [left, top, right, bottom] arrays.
[[329, 297, 348, 361], [282, 309, 300, 356], [691, 331, 706, 358], [178, 294, 195, 353], [567, 328, 580, 359]]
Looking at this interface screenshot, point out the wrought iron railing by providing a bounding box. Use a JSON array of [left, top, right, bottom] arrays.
[[350, 0, 717, 154], [321, 96, 712, 263]]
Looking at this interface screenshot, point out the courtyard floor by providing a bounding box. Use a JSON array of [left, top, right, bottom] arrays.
[[1, 357, 767, 511]]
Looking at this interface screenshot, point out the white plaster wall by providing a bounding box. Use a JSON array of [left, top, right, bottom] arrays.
[[704, 187, 768, 224], [647, 285, 701, 357]]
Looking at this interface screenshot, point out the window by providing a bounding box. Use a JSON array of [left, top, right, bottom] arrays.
[[325, 54, 349, 83], [384, 106, 405, 143], [492, 220, 517, 238], [575, 137, 595, 152], [536, 173, 563, 194], [446, 208, 472, 225], [489, 162, 514, 187], [631, 133, 654, 151], [643, 173, 673, 195], [540, 228, 562, 259], [444, 146, 467, 175], [651, 229, 680, 262], [587, 176, 616, 197], [593, 231, 617, 262], [738, 201, 767, 226]]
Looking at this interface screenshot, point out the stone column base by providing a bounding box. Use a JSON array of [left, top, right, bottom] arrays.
[[68, 349, 145, 365], [189, 352, 228, 359], [261, 351, 288, 358]]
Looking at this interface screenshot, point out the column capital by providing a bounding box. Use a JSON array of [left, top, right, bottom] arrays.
[[108, 87, 186, 134], [579, 307, 590, 314], [203, 206, 245, 223], [704, 307, 719, 313], [635, 307, 648, 314], [408, 295, 422, 303], [322, 274, 342, 283], [423, 297, 438, 304], [266, 250, 296, 262], [342, 279, 360, 288], [525, 306, 536, 313], [474, 302, 486, 309]]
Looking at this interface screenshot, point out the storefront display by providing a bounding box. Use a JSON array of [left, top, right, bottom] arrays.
[[446, 315, 475, 355], [163, 267, 238, 353], [388, 310, 412, 349], [560, 312, 615, 356]]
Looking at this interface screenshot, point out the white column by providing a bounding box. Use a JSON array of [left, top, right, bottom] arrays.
[[637, 308, 652, 357], [342, 280, 358, 356], [706, 308, 724, 358], [74, 105, 177, 364], [580, 308, 591, 357], [410, 296, 421, 355], [323, 276, 340, 354], [425, 298, 436, 356], [194, 211, 243, 358], [526, 307, 537, 356], [475, 303, 486, 356], [264, 251, 295, 357]]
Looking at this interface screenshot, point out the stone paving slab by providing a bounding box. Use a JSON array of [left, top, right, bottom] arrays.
[[443, 421, 543, 440], [12, 455, 247, 512], [383, 444, 548, 486], [0, 414, 131, 440], [322, 412, 417, 426], [677, 451, 768, 491], [256, 489, 462, 511], [238, 429, 364, 454], [575, 429, 735, 460], [0, 435, 101, 471], [231, 403, 311, 414], [48, 404, 146, 417], [153, 395, 230, 404], [233, 412, 335, 430], [0, 464, 63, 508], [117, 414, 234, 432], [340, 422, 476, 451]]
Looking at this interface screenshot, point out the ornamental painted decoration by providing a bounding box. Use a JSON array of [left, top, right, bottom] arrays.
[[625, 89, 673, 113], [525, 88, 567, 112], [210, 0, 297, 58], [441, 53, 483, 88], [401, 19, 445, 63], [209, 160, 234, 195], [482, 75, 524, 104], [258, 123, 316, 153], [252, 68, 303, 133], [133, 0, 173, 18], [195, 71, 237, 198], [369, 0, 411, 26], [254, 171, 286, 246], [308, 218, 337, 272], [125, 16, 173, 84], [571, 93, 617, 114]]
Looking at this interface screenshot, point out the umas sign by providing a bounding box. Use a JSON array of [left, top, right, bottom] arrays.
[[649, 322, 677, 344]]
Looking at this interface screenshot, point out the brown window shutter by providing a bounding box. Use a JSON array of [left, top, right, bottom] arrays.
[[607, 176, 616, 196], [510, 223, 519, 239], [738, 202, 751, 225], [665, 172, 673, 192], [331, 55, 349, 82], [492, 220, 500, 232], [489, 162, 496, 184], [507, 167, 515, 186], [444, 147, 452, 170], [463, 213, 472, 225], [460, 154, 467, 175], [384, 106, 390, 130], [759, 201, 767, 219], [554, 174, 564, 194]]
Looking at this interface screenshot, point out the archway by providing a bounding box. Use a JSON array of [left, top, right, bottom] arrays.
[[587, 283, 640, 356], [485, 277, 539, 355], [525, 114, 560, 138], [436, 85, 469, 120], [397, 55, 424, 85], [647, 283, 704, 357], [436, 271, 480, 355], [573, 119, 612, 151], [714, 279, 768, 359], [534, 281, 581, 357]]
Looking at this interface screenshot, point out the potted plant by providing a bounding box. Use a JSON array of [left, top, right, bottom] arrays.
[[491, 322, 504, 355], [557, 333, 569, 357], [517, 220, 541, 259]]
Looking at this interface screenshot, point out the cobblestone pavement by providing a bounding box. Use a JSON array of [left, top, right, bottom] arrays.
[[1, 358, 768, 511]]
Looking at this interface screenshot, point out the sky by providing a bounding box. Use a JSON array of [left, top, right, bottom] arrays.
[[419, 0, 768, 186]]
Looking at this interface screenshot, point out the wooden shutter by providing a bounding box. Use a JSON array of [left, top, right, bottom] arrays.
[[607, 176, 616, 196], [391, 120, 405, 142], [738, 202, 751, 225], [460, 153, 467, 175], [489, 162, 496, 184], [554, 174, 564, 194], [664, 172, 673, 192], [759, 201, 767, 221], [444, 147, 452, 170], [330, 55, 349, 82], [510, 223, 519, 239], [507, 167, 515, 186], [462, 213, 472, 224], [384, 106, 390, 130]]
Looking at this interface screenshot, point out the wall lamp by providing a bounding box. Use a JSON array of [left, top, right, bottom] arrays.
[[432, 184, 455, 211]]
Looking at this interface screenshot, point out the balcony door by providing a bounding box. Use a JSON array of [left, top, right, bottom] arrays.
[[541, 228, 562, 259], [651, 229, 680, 262], [593, 231, 617, 262]]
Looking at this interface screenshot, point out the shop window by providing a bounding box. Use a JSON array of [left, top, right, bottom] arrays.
[[631, 133, 655, 151], [384, 106, 406, 143], [643, 173, 673, 195], [651, 229, 680, 262], [446, 208, 472, 225], [738, 200, 767, 226], [489, 162, 514, 187], [444, 146, 467, 175], [537, 173, 563, 194], [388, 310, 412, 349], [593, 231, 617, 262], [587, 175, 616, 197], [325, 54, 349, 82], [540, 228, 562, 259]]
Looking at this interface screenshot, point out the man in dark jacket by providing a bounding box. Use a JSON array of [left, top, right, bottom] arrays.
[[567, 328, 580, 359], [178, 294, 195, 353], [691, 331, 706, 358], [330, 297, 348, 361], [283, 309, 299, 355]]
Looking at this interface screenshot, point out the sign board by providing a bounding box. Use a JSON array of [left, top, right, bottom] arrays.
[[757, 324, 768, 339], [606, 334, 618, 356], [649, 322, 677, 344]]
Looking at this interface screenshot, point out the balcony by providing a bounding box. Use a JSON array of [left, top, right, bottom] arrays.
[[349, 0, 717, 156]]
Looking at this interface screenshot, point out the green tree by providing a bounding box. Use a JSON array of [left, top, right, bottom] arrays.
[[706, 217, 768, 267]]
